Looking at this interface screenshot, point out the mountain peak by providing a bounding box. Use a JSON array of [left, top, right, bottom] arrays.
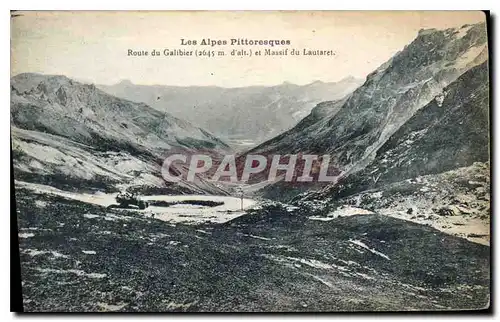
[[118, 79, 134, 86], [309, 80, 324, 86], [11, 73, 74, 93], [417, 27, 438, 36], [339, 75, 361, 83]]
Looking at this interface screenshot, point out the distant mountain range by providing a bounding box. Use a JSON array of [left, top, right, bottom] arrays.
[[98, 77, 364, 150]]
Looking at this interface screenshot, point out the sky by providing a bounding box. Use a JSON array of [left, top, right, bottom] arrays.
[[11, 11, 486, 87]]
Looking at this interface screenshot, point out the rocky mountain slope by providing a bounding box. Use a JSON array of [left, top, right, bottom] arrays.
[[291, 60, 490, 245], [98, 77, 363, 149], [248, 22, 488, 200], [11, 73, 230, 195], [314, 60, 489, 198]]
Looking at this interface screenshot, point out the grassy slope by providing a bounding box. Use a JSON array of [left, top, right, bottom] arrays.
[[15, 187, 489, 312]]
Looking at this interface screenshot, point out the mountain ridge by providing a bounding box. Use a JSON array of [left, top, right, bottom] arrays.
[[11, 73, 231, 195], [246, 22, 488, 200], [305, 60, 489, 202]]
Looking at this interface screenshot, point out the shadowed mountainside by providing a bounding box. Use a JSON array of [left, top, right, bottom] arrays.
[[248, 23, 488, 201]]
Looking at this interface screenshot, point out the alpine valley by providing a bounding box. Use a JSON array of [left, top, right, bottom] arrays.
[[13, 21, 490, 312]]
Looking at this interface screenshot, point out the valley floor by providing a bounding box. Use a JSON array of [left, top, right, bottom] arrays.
[[15, 181, 257, 224]]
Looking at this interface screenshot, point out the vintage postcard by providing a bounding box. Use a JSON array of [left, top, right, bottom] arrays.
[[11, 11, 490, 312]]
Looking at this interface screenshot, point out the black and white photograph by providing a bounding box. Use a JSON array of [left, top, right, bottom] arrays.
[[9, 10, 491, 312]]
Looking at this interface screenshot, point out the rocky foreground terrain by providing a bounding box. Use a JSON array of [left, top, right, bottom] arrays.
[[16, 184, 489, 312], [295, 162, 490, 246]]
